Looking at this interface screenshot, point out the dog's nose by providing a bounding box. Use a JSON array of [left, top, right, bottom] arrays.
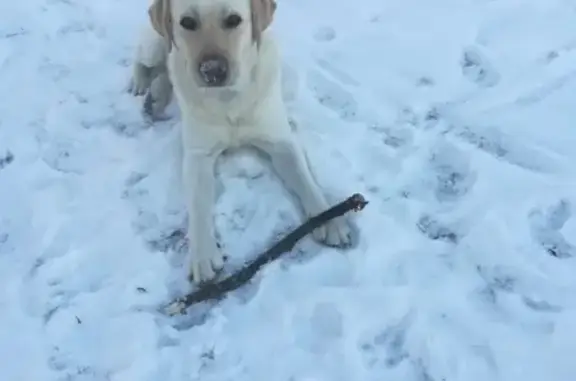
[[198, 55, 229, 86]]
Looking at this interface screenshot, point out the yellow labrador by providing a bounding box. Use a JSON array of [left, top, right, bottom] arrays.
[[128, 0, 353, 283]]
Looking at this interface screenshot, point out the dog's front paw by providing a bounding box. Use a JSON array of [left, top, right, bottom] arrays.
[[142, 72, 173, 120], [127, 63, 152, 96], [188, 246, 225, 284], [312, 217, 353, 248]]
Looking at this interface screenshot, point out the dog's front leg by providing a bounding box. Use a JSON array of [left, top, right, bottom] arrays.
[[253, 137, 353, 248], [182, 151, 225, 283], [128, 24, 172, 119], [143, 68, 173, 120], [128, 25, 166, 96]]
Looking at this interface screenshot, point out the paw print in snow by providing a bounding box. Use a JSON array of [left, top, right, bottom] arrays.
[[0, 150, 14, 170], [461, 46, 500, 88], [428, 141, 476, 203], [307, 69, 359, 122], [417, 215, 460, 244], [41, 138, 88, 174], [358, 317, 412, 371], [529, 198, 574, 258], [314, 26, 336, 42]]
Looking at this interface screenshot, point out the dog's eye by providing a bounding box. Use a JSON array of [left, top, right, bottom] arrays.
[[223, 14, 242, 29], [180, 16, 198, 31]]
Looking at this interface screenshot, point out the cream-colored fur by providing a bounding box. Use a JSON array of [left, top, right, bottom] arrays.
[[129, 0, 352, 283]]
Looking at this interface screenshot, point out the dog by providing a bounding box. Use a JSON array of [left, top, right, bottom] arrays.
[[128, 0, 353, 284]]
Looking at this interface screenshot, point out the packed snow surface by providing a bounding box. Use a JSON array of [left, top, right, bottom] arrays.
[[1, 0, 576, 380]]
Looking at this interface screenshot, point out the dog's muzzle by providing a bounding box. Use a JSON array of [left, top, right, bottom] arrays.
[[198, 54, 229, 87]]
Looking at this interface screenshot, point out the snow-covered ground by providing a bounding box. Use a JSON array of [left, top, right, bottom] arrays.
[[2, 0, 576, 380]]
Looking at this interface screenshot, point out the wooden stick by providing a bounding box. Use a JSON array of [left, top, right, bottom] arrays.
[[164, 193, 368, 315]]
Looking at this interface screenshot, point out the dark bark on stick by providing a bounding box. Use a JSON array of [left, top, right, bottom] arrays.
[[164, 193, 368, 316]]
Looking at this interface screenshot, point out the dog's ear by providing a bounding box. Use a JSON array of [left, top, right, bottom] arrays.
[[251, 0, 276, 46], [149, 0, 175, 52]]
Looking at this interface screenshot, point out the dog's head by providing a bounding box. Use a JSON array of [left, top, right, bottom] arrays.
[[149, 0, 276, 89]]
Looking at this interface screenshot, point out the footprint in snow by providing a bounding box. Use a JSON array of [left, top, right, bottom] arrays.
[[416, 76, 435, 88], [306, 69, 359, 122], [121, 171, 190, 256], [313, 26, 336, 42], [38, 58, 70, 83], [475, 264, 563, 315], [452, 124, 557, 174], [0, 150, 14, 170], [40, 137, 90, 175], [416, 215, 460, 244], [80, 110, 152, 138], [0, 220, 9, 254], [393, 106, 443, 132], [460, 46, 500, 88], [27, 249, 103, 326], [368, 122, 414, 149], [48, 346, 111, 381], [293, 302, 344, 354], [476, 264, 517, 301], [358, 315, 412, 370], [529, 198, 574, 258], [428, 141, 477, 204]]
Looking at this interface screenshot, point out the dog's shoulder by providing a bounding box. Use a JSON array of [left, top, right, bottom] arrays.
[[135, 23, 169, 68], [252, 32, 282, 99]]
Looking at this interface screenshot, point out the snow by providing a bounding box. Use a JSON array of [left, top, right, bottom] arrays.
[[1, 0, 576, 380]]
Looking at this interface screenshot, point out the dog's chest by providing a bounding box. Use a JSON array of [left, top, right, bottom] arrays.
[[182, 106, 266, 150], [222, 114, 265, 147]]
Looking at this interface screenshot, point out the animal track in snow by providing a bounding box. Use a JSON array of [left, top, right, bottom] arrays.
[[292, 302, 344, 354], [315, 58, 360, 88], [0, 150, 14, 170], [522, 296, 562, 313], [448, 123, 558, 174], [48, 346, 112, 381], [121, 171, 188, 256], [38, 58, 71, 83], [427, 141, 477, 204], [313, 26, 336, 42], [0, 218, 10, 254], [392, 106, 443, 133], [475, 263, 564, 318], [392, 105, 554, 177], [40, 142, 83, 174], [359, 322, 409, 369], [416, 76, 435, 87], [461, 46, 500, 88], [476, 265, 517, 298], [403, 97, 561, 175], [306, 69, 359, 122], [367, 122, 414, 149], [356, 315, 427, 379], [147, 227, 187, 254], [416, 215, 460, 244], [529, 198, 574, 258]]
